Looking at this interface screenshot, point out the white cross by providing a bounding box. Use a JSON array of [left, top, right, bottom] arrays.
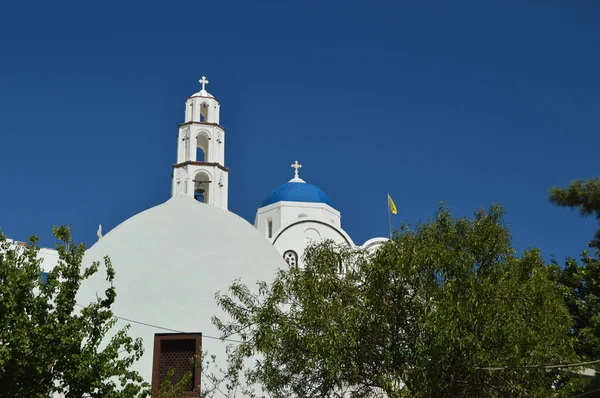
[[291, 160, 302, 178], [199, 76, 209, 91]]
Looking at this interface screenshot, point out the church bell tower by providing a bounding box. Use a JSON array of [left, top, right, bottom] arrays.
[[172, 76, 229, 209]]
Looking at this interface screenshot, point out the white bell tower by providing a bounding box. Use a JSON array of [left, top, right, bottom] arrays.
[[172, 76, 229, 209]]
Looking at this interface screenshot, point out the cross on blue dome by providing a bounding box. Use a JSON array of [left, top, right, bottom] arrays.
[[260, 161, 333, 207]]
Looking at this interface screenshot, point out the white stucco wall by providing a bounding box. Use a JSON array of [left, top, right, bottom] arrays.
[[73, 195, 286, 395], [2, 238, 60, 273], [271, 219, 355, 267], [361, 237, 389, 253], [254, 196, 388, 268], [255, 201, 342, 239], [38, 247, 60, 272]]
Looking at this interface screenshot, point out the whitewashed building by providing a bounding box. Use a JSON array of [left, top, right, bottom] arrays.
[[255, 160, 388, 268], [4, 77, 389, 396]]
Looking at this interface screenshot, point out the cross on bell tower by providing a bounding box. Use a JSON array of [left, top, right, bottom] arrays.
[[199, 76, 209, 91]]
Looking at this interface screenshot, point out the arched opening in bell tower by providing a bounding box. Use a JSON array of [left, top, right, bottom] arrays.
[[195, 131, 210, 162], [199, 102, 209, 122], [193, 171, 211, 204]]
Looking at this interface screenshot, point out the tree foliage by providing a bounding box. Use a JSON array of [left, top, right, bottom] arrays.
[[549, 177, 600, 394], [0, 226, 148, 398], [550, 250, 600, 362], [549, 177, 600, 249], [548, 249, 600, 395], [214, 205, 577, 397], [155, 349, 261, 398]]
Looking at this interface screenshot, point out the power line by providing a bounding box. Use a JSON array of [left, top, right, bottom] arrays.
[[73, 304, 599, 373], [475, 359, 600, 371], [573, 386, 600, 398], [74, 303, 243, 344], [76, 304, 236, 398]]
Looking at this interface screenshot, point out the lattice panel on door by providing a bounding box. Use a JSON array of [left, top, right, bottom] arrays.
[[159, 339, 196, 392]]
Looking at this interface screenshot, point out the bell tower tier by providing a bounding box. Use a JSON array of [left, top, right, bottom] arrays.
[[171, 76, 229, 210]]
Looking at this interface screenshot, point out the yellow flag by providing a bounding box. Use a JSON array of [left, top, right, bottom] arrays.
[[388, 193, 398, 215]]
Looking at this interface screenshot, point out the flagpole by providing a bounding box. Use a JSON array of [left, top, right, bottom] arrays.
[[387, 193, 393, 238]]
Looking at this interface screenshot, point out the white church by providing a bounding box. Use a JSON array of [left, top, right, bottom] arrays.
[[4, 77, 388, 396], [173, 76, 388, 266]]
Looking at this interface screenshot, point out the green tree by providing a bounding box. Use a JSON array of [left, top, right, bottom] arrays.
[[549, 178, 600, 394], [213, 205, 577, 397], [0, 226, 149, 398], [155, 350, 262, 398], [549, 177, 600, 249]]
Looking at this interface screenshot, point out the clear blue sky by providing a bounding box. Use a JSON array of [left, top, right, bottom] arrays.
[[1, 1, 598, 263]]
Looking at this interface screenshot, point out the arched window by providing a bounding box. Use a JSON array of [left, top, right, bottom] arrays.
[[336, 253, 344, 274], [196, 132, 209, 162], [298, 213, 308, 218], [193, 171, 211, 204], [199, 103, 209, 122], [283, 250, 298, 267]]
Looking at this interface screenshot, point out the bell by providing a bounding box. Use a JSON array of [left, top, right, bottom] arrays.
[[194, 181, 206, 202], [194, 182, 205, 194]]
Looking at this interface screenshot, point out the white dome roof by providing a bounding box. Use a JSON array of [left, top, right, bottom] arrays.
[[77, 195, 285, 391], [191, 89, 214, 98]]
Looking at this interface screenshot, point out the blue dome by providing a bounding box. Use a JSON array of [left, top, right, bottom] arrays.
[[261, 182, 333, 207]]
